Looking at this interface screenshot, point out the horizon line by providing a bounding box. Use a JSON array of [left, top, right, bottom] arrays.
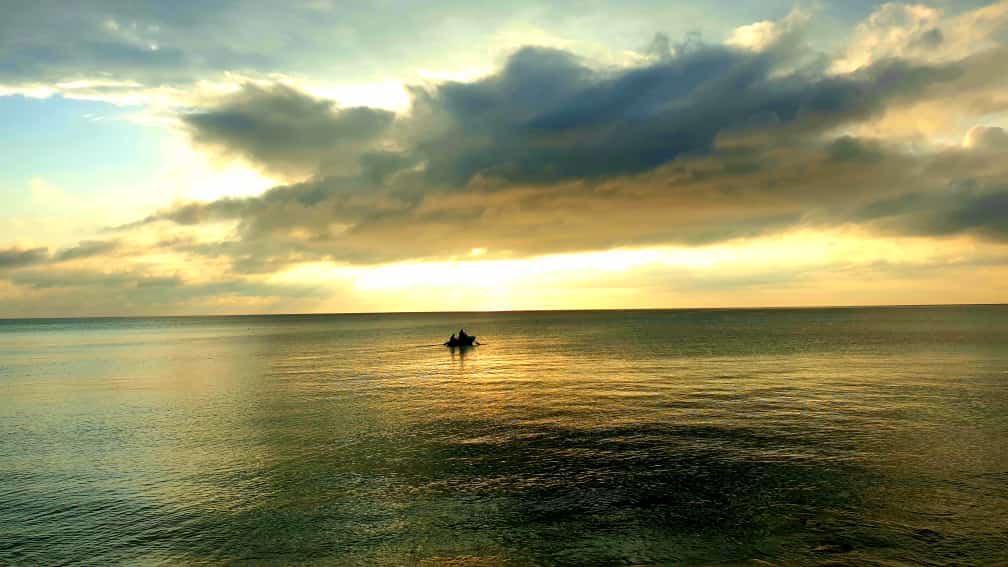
[[1, 302, 1005, 322]]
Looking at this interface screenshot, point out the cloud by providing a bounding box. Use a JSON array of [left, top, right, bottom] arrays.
[[0, 263, 340, 317], [183, 84, 396, 178], [833, 3, 944, 73], [121, 127, 1008, 270], [833, 1, 1008, 73], [9, 269, 181, 290], [0, 2, 266, 89], [725, 8, 808, 52], [6, 3, 1008, 316], [0, 240, 122, 270], [409, 44, 951, 186], [0, 247, 49, 269], [857, 185, 1008, 240], [963, 125, 1008, 149], [1, 1, 698, 106], [52, 240, 120, 262], [112, 31, 992, 270], [175, 36, 961, 190]]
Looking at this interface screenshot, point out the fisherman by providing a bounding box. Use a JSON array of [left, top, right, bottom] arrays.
[[458, 328, 468, 341]]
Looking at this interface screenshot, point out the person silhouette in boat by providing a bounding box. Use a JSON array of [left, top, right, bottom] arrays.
[[446, 328, 476, 347]]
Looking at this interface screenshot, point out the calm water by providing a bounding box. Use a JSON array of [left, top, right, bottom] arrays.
[[1, 306, 1006, 565]]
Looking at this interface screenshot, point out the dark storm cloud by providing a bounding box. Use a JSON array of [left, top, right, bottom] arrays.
[[0, 247, 48, 269], [116, 36, 1008, 269], [178, 42, 961, 188], [184, 84, 396, 177], [409, 45, 958, 185]]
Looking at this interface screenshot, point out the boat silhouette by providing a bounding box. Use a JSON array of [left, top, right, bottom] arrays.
[[445, 329, 478, 347]]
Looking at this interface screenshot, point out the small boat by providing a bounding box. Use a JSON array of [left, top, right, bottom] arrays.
[[444, 336, 476, 347], [445, 330, 478, 347]]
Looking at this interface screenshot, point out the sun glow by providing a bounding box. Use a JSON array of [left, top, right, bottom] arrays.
[[155, 134, 280, 201], [255, 227, 1006, 312]]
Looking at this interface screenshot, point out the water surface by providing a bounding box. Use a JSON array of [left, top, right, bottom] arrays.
[[1, 306, 1006, 564]]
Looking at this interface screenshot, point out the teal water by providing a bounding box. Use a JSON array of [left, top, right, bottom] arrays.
[[1, 306, 1006, 565]]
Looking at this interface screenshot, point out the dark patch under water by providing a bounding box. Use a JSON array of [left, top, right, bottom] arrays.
[[1, 306, 1006, 565]]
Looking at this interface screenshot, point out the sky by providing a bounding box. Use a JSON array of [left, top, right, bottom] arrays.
[[1, 0, 1007, 316]]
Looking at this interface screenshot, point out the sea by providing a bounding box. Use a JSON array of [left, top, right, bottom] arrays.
[[1, 306, 1006, 565]]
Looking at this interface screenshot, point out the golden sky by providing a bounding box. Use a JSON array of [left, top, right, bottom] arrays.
[[1, 1, 1007, 316]]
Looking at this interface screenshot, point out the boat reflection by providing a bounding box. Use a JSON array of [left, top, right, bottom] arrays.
[[448, 343, 474, 363]]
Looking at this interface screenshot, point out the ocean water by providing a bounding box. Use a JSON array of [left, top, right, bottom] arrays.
[[1, 306, 1006, 565]]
